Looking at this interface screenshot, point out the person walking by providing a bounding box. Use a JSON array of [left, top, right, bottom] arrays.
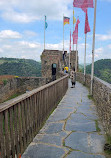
[[70, 68, 76, 88]]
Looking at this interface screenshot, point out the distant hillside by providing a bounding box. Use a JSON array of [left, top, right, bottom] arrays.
[[0, 58, 41, 77], [79, 63, 90, 71], [86, 59, 111, 84]]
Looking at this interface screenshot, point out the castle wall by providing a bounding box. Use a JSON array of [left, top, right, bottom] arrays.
[[66, 50, 78, 70], [76, 72, 111, 135], [0, 77, 47, 103]]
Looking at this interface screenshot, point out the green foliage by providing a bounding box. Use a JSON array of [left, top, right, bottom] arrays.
[[95, 120, 101, 132], [0, 57, 41, 77], [5, 93, 23, 101], [3, 79, 8, 85], [79, 64, 84, 70], [85, 59, 111, 84], [106, 134, 111, 145], [88, 94, 93, 100], [104, 134, 111, 155]]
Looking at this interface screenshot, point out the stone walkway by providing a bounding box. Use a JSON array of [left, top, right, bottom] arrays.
[[22, 81, 106, 158]]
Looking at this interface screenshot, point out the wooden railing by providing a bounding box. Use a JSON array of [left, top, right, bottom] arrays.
[[0, 75, 68, 158]]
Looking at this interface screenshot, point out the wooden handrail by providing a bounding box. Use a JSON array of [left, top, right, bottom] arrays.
[[0, 75, 68, 112], [0, 74, 68, 158]]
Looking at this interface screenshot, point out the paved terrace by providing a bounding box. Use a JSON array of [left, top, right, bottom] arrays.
[[22, 80, 106, 158]]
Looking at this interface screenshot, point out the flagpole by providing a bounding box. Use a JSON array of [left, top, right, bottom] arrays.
[[44, 16, 45, 50], [91, 0, 97, 95], [75, 41, 78, 73], [69, 45, 70, 71], [63, 14, 64, 55], [84, 33, 87, 83], [69, 29, 71, 71], [75, 16, 79, 73], [73, 7, 74, 51]]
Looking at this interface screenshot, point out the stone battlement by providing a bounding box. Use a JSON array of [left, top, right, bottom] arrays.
[[77, 72, 111, 136]]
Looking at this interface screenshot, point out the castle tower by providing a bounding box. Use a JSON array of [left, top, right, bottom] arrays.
[[41, 49, 78, 80], [41, 50, 63, 80], [66, 50, 79, 71]]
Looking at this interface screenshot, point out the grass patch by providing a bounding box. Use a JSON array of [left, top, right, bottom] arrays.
[[3, 79, 8, 85], [83, 83, 86, 86], [5, 93, 23, 102], [104, 148, 111, 155], [106, 134, 111, 145], [63, 140, 65, 147], [88, 94, 93, 100], [95, 120, 101, 132], [104, 134, 111, 155]]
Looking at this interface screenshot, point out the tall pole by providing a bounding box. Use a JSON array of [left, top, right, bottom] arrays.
[[63, 15, 64, 55], [73, 7, 74, 51], [75, 41, 78, 73], [91, 0, 97, 95], [44, 16, 45, 50], [69, 29, 71, 71], [69, 47, 70, 71], [84, 33, 87, 83]]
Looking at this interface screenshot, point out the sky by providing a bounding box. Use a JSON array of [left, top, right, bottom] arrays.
[[0, 0, 111, 64]]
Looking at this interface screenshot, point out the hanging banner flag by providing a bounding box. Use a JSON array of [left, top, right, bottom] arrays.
[[64, 17, 70, 25], [84, 9, 91, 34], [73, 0, 93, 8], [44, 15, 48, 50], [45, 15, 48, 29], [72, 19, 80, 44], [73, 0, 93, 12]]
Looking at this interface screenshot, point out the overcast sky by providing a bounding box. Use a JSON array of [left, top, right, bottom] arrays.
[[0, 0, 111, 64]]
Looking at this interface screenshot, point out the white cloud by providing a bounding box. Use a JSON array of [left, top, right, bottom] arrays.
[[18, 41, 40, 49], [46, 40, 69, 50], [2, 10, 39, 23], [96, 34, 111, 41], [108, 44, 111, 49], [0, 30, 22, 39], [23, 31, 37, 37], [0, 29, 110, 63], [0, 40, 42, 60], [78, 43, 90, 49], [95, 47, 103, 54], [0, 0, 72, 23], [0, 28, 70, 61]]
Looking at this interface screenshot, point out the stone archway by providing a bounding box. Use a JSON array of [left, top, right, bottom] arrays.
[[52, 63, 57, 80]]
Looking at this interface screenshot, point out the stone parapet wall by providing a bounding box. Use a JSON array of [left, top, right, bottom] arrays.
[[77, 72, 111, 135], [0, 77, 47, 103], [76, 72, 91, 87], [57, 71, 68, 78]]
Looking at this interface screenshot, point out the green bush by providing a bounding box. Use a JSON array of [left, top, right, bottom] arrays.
[[3, 79, 8, 85]]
